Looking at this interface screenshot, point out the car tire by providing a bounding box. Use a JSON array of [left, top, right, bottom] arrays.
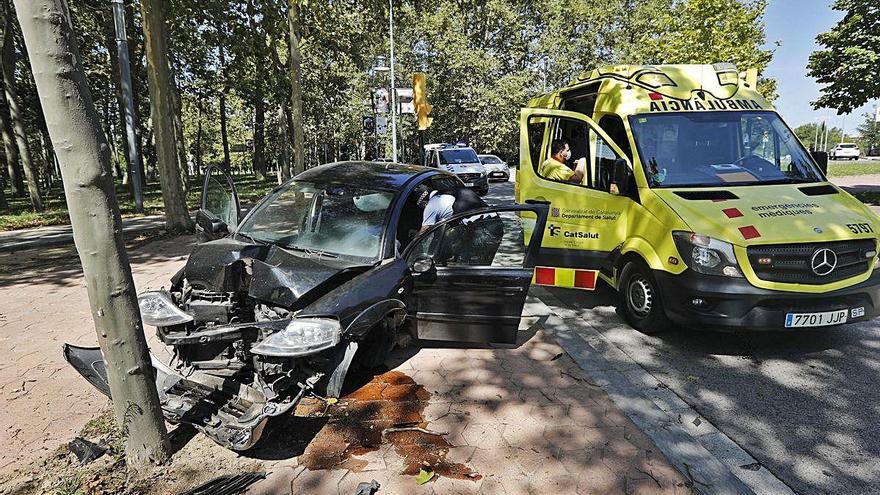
[[618, 260, 671, 334], [354, 317, 397, 370], [477, 187, 489, 197]]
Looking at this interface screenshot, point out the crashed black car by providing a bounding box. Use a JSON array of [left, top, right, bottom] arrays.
[[66, 161, 548, 450]]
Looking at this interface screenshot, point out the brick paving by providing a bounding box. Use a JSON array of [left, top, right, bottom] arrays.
[[0, 235, 691, 493], [254, 322, 692, 494], [0, 235, 196, 477]]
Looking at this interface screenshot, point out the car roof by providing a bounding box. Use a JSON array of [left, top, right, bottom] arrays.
[[295, 161, 445, 190]]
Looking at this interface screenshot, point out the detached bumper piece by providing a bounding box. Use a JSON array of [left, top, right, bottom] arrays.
[[63, 344, 298, 451]]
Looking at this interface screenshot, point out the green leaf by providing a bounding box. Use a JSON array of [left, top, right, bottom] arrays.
[[415, 469, 435, 485]]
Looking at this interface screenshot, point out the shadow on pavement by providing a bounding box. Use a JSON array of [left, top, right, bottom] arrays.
[[548, 283, 880, 494]]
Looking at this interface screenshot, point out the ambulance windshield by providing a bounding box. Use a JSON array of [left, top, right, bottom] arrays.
[[629, 111, 822, 188]]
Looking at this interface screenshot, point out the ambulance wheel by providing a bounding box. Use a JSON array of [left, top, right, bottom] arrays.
[[619, 261, 670, 334]]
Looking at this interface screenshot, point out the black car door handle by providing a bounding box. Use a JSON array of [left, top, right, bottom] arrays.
[[449, 281, 523, 292]]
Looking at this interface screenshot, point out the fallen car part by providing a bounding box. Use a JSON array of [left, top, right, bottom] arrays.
[[354, 479, 381, 495], [67, 437, 107, 465], [178, 471, 266, 495], [63, 344, 308, 450]]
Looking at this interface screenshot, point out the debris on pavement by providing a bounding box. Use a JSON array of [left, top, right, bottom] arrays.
[[297, 370, 480, 481], [178, 471, 266, 495], [415, 469, 435, 485], [354, 479, 381, 494], [67, 437, 107, 465]]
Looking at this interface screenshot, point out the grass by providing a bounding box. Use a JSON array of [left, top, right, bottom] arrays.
[[0, 172, 279, 231], [826, 159, 880, 177]]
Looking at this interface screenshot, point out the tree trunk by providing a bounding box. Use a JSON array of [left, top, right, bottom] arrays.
[[288, 0, 304, 176], [218, 47, 230, 171], [253, 94, 265, 179], [1, 1, 42, 211], [195, 96, 203, 173], [0, 77, 22, 197], [171, 75, 188, 194], [140, 0, 192, 231], [279, 105, 291, 180], [13, 0, 170, 468]]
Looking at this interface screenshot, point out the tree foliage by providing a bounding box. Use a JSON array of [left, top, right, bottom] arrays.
[[808, 0, 880, 114], [3, 0, 777, 214]]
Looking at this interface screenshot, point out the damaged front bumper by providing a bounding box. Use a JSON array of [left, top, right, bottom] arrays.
[[63, 344, 303, 451]]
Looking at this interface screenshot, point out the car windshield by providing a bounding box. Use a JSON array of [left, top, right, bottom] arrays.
[[629, 111, 822, 188], [480, 155, 503, 164], [440, 149, 479, 164], [237, 181, 394, 261]]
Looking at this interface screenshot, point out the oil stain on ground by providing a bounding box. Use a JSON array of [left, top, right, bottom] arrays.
[[296, 370, 481, 482]]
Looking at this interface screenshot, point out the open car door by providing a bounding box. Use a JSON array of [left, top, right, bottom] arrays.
[[195, 165, 241, 242], [403, 204, 549, 344]]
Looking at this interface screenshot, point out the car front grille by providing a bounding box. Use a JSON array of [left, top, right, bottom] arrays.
[[746, 239, 876, 284], [458, 173, 483, 182]]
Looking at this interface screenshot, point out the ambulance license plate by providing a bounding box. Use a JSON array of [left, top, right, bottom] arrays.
[[785, 309, 847, 328], [463, 182, 474, 187]]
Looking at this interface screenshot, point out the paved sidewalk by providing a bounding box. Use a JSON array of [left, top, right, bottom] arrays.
[[0, 235, 196, 476], [0, 214, 169, 252], [249, 326, 690, 495]]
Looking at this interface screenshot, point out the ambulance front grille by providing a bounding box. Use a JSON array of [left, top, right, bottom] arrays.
[[746, 239, 875, 285]]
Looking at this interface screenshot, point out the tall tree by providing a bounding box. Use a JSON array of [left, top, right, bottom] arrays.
[[13, 0, 170, 468], [140, 0, 192, 231], [808, 0, 880, 114], [856, 111, 880, 155], [0, 78, 22, 198], [288, 0, 304, 175], [1, 0, 43, 211]]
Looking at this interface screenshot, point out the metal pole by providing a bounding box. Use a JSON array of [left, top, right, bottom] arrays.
[[813, 120, 820, 150], [111, 0, 144, 213], [823, 119, 830, 152], [388, 0, 398, 163]]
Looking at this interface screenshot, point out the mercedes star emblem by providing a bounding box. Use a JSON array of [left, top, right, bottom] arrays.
[[811, 248, 837, 276]]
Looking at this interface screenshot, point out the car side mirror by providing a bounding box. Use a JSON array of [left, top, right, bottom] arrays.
[[612, 159, 632, 196], [810, 150, 829, 175], [411, 256, 436, 275]]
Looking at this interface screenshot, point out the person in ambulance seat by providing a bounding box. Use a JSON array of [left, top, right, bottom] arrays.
[[538, 139, 586, 184], [414, 183, 504, 265]]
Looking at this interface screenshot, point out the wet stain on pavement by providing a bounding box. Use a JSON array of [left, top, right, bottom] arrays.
[[297, 370, 480, 481]]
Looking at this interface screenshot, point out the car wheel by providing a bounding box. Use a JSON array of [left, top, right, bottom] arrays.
[[354, 317, 397, 370], [478, 187, 489, 197], [618, 261, 671, 334]]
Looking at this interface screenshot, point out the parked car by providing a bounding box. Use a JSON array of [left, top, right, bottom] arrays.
[[423, 143, 489, 196], [831, 143, 861, 160], [65, 161, 548, 451], [479, 154, 510, 181]]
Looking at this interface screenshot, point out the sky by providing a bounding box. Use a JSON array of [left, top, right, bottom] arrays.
[[763, 0, 876, 136]]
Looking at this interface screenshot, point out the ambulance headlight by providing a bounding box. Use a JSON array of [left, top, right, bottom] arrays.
[[250, 318, 341, 357], [672, 232, 742, 277]]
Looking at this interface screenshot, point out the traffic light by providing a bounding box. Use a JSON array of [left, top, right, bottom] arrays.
[[412, 72, 433, 130], [362, 116, 375, 133]]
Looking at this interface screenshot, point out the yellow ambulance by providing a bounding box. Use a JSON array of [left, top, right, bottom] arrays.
[[516, 64, 880, 332]]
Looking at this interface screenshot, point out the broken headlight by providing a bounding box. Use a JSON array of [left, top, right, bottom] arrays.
[[672, 231, 743, 277], [138, 290, 194, 326], [250, 318, 341, 357]]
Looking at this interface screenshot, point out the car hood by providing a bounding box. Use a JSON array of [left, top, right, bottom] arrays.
[[654, 183, 880, 246], [182, 238, 371, 309]]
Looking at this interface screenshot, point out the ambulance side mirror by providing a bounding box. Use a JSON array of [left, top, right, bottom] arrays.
[[612, 159, 632, 196], [810, 150, 829, 176]]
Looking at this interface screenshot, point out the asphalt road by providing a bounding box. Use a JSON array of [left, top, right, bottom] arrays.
[[485, 176, 880, 495]]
